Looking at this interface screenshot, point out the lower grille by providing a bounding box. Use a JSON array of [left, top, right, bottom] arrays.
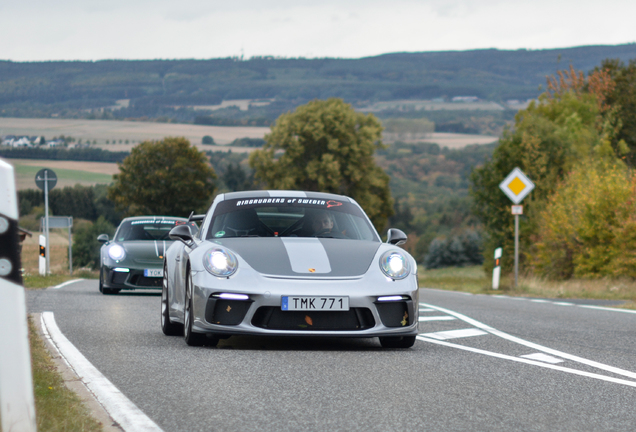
[[251, 307, 375, 331], [111, 272, 128, 284], [130, 275, 162, 287]]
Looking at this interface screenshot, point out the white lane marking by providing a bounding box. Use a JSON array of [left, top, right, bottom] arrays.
[[41, 312, 163, 432], [418, 316, 456, 322], [420, 328, 488, 340], [419, 302, 636, 381], [419, 308, 436, 312], [416, 336, 636, 388], [424, 289, 636, 313], [579, 305, 636, 315], [521, 353, 564, 364], [52, 279, 85, 289]]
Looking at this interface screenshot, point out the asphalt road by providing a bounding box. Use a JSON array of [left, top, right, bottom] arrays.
[[27, 280, 636, 431]]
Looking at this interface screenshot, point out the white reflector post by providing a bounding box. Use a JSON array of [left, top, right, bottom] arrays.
[[39, 234, 46, 276], [492, 247, 502, 290], [0, 158, 37, 432]]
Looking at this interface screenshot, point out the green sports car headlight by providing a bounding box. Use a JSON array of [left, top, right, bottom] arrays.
[[379, 250, 410, 280], [108, 244, 126, 261], [203, 247, 238, 277]]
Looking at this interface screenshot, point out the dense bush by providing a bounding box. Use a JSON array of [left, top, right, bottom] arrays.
[[424, 230, 483, 269], [531, 161, 636, 279], [19, 185, 122, 226]]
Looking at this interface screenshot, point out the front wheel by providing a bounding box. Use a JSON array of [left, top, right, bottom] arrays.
[[379, 335, 416, 349], [161, 262, 183, 336], [184, 271, 215, 347]]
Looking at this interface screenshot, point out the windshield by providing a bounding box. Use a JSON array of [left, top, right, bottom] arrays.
[[207, 197, 379, 241], [115, 218, 198, 241]]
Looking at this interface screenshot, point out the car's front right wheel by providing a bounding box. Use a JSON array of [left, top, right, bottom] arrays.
[[183, 271, 217, 347], [379, 335, 416, 349]]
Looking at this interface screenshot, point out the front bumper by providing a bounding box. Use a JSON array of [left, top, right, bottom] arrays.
[[102, 266, 163, 290], [190, 269, 419, 338]]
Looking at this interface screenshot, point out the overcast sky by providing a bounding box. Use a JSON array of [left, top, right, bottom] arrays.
[[2, 0, 635, 61]]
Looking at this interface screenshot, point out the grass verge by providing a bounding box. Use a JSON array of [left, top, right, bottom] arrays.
[[23, 270, 98, 289], [28, 316, 103, 432], [419, 265, 636, 309]]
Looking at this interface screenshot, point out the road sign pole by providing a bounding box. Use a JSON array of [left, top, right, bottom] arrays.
[[514, 214, 519, 288], [44, 170, 50, 275]]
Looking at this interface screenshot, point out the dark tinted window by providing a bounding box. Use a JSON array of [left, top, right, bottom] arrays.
[[207, 197, 378, 241], [116, 218, 197, 241]]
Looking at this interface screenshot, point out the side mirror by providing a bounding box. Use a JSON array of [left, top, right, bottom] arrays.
[[386, 228, 407, 246], [97, 234, 109, 243], [169, 224, 194, 245]]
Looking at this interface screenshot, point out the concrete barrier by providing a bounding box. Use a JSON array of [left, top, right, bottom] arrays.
[[0, 158, 36, 432]]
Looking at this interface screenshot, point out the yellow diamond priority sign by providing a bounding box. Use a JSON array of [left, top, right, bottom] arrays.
[[499, 167, 535, 204]]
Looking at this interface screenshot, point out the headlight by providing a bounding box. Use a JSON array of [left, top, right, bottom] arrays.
[[108, 244, 126, 261], [379, 250, 410, 280], [203, 247, 238, 277]]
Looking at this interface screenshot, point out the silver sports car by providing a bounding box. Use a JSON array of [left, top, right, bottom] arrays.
[[162, 191, 419, 348]]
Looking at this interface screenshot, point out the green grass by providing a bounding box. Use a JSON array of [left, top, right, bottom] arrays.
[[12, 163, 113, 187], [28, 316, 103, 432], [419, 265, 636, 309], [23, 271, 98, 290]]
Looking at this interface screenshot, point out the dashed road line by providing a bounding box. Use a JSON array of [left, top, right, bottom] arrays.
[[420, 328, 488, 340], [416, 335, 636, 388], [418, 316, 456, 322], [419, 302, 636, 381], [521, 353, 564, 364]]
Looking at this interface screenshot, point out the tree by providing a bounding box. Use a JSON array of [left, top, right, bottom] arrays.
[[108, 137, 216, 217], [249, 98, 394, 231], [73, 216, 115, 269], [202, 135, 215, 145]]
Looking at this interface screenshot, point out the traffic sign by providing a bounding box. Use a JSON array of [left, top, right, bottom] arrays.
[[499, 167, 534, 204], [35, 168, 57, 191]]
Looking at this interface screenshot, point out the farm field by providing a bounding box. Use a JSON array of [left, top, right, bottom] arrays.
[[7, 159, 116, 190], [0, 117, 499, 150], [390, 132, 498, 148], [0, 117, 270, 148]]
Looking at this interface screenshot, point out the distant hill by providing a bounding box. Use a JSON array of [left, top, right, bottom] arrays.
[[1, 44, 635, 123]]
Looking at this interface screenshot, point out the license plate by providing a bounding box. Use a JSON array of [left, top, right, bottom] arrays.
[[144, 269, 163, 277], [281, 296, 349, 311]]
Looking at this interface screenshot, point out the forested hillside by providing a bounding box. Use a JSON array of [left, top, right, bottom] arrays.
[[2, 44, 636, 124]]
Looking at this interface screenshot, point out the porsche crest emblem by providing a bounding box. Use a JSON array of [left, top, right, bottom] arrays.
[[308, 268, 316, 273]]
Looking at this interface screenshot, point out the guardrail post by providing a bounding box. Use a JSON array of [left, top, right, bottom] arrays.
[[0, 158, 37, 432]]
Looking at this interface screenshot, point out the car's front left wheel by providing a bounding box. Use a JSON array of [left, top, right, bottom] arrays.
[[161, 261, 183, 336]]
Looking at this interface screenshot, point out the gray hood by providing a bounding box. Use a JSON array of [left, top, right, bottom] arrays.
[[216, 238, 381, 277]]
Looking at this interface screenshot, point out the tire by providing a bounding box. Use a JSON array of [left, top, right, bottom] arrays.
[[184, 271, 212, 347], [100, 268, 121, 294], [161, 262, 183, 336], [379, 335, 416, 349], [99, 267, 104, 293]]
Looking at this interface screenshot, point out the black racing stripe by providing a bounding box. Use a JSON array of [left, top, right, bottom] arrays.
[[319, 239, 380, 276], [218, 238, 294, 275]]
